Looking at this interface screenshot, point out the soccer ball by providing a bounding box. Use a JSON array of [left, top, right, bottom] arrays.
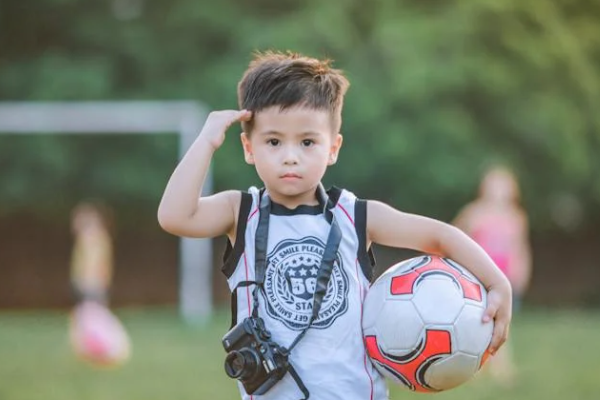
[[362, 255, 493, 392], [69, 301, 132, 368]]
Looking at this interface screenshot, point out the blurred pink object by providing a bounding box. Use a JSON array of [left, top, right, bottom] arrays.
[[471, 214, 517, 276], [69, 301, 131, 367]]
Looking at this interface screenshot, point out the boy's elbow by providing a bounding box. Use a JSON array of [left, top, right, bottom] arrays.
[[157, 208, 181, 234]]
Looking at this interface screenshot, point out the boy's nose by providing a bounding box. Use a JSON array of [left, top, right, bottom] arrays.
[[282, 148, 299, 165]]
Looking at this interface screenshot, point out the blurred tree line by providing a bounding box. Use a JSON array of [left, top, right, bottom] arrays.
[[1, 0, 599, 233]]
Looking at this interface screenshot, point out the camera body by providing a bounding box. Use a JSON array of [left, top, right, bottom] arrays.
[[222, 316, 290, 395]]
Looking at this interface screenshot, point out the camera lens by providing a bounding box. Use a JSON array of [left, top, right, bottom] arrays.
[[224, 349, 261, 380]]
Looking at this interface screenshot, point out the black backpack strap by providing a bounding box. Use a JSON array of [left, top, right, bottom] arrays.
[[355, 199, 376, 282], [222, 191, 254, 279]]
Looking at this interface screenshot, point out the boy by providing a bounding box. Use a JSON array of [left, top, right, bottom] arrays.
[[158, 51, 512, 400]]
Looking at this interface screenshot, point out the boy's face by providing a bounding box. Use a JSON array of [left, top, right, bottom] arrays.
[[240, 106, 342, 206]]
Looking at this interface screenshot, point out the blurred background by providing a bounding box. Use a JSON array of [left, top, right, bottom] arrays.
[[1, 0, 599, 399]]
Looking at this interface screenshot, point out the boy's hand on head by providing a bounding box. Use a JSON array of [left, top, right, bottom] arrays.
[[483, 283, 512, 355], [200, 110, 252, 151]]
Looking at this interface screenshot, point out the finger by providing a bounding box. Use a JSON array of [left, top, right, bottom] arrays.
[[237, 109, 253, 122], [488, 321, 508, 354], [221, 110, 252, 131], [482, 297, 498, 323]]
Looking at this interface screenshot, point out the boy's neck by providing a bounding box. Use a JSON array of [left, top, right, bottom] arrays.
[[265, 186, 322, 210]]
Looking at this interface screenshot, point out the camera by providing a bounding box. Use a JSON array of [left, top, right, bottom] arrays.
[[222, 316, 290, 395]]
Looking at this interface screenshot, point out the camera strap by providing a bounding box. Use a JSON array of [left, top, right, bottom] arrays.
[[251, 184, 342, 400], [253, 184, 342, 324]]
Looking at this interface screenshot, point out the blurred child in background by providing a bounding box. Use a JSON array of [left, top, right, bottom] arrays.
[[70, 202, 114, 303], [69, 201, 130, 367], [453, 165, 532, 385]]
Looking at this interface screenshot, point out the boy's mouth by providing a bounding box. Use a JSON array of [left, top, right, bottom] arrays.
[[281, 173, 301, 179]]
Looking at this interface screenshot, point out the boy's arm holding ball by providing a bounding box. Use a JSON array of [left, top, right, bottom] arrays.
[[366, 200, 513, 354]]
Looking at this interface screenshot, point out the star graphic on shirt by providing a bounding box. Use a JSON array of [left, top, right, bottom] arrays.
[[310, 267, 318, 276], [299, 268, 307, 277], [288, 269, 296, 277]]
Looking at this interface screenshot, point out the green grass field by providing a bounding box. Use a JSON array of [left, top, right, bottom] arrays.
[[1, 308, 599, 400]]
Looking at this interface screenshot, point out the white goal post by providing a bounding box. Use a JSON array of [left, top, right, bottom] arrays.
[[0, 101, 212, 324]]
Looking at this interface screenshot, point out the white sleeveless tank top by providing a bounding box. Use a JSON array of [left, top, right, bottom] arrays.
[[222, 187, 388, 400]]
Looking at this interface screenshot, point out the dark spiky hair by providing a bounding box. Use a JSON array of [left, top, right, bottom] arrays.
[[237, 51, 350, 134]]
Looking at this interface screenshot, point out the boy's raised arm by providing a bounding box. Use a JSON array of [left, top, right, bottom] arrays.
[[366, 200, 512, 354], [157, 110, 252, 239]]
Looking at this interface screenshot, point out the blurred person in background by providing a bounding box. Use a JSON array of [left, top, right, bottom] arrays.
[[70, 201, 114, 303], [453, 165, 532, 386], [69, 201, 131, 368]]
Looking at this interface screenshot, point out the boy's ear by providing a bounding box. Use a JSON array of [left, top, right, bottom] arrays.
[[328, 133, 343, 165], [240, 132, 254, 164]]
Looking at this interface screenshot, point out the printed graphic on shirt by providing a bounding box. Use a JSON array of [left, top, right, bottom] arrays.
[[263, 236, 349, 330]]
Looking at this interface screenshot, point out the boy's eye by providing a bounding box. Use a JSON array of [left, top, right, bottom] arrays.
[[301, 139, 314, 147], [267, 139, 280, 146]]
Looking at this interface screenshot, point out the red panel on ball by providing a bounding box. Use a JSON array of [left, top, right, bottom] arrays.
[[365, 329, 452, 392], [390, 256, 482, 302]]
